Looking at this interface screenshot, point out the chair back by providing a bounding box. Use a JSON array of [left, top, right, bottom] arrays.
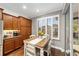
[[44, 34, 52, 51], [29, 35, 36, 40], [48, 39, 52, 51]]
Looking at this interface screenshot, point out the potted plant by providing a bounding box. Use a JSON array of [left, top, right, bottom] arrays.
[[38, 31, 45, 38]]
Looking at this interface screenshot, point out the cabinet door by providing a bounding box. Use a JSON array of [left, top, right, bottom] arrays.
[[14, 38, 20, 49], [26, 19, 32, 27], [3, 39, 14, 54], [12, 16, 18, 30], [3, 14, 13, 30], [28, 20, 32, 27], [20, 27, 27, 36], [19, 36, 23, 46], [20, 17, 27, 27], [28, 27, 32, 35], [26, 27, 31, 38], [17, 18, 21, 30]]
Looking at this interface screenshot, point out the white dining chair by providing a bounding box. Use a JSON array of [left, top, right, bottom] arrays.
[[43, 34, 52, 56]]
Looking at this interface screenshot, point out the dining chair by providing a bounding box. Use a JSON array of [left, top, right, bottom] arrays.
[[29, 35, 36, 40], [43, 34, 52, 56]]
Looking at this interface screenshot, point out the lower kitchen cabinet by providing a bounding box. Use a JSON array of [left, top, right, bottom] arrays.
[[19, 38, 23, 46], [14, 37, 20, 49], [3, 37, 23, 55], [3, 38, 14, 55]]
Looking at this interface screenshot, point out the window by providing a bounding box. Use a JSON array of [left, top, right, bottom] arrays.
[[52, 16, 59, 39], [37, 15, 59, 40], [47, 18, 52, 39], [42, 19, 46, 34], [38, 19, 42, 32]]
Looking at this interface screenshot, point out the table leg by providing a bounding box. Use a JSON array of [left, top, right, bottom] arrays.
[[24, 44, 26, 56], [40, 48, 44, 56]]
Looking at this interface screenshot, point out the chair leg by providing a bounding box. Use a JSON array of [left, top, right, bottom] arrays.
[[47, 53, 49, 56], [46, 51, 49, 56]]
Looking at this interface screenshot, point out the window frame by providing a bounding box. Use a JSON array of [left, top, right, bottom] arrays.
[[37, 15, 60, 40]]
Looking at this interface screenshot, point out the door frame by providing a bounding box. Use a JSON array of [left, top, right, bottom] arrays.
[[62, 3, 73, 56]]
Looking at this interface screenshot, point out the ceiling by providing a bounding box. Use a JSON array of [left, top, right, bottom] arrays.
[[0, 3, 65, 19]]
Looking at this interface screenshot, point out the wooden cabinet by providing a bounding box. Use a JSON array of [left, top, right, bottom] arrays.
[[14, 37, 20, 49], [3, 13, 13, 30], [19, 36, 24, 45], [3, 39, 14, 55], [28, 27, 32, 35], [3, 14, 21, 30], [3, 37, 23, 55], [12, 16, 18, 30], [3, 13, 32, 55], [12, 16, 21, 30], [20, 27, 27, 36], [20, 26, 31, 40], [20, 27, 28, 40], [20, 17, 27, 27], [0, 8, 3, 20], [17, 18, 21, 30], [14, 36, 23, 49], [26, 19, 32, 27], [19, 16, 32, 27], [26, 27, 31, 38]]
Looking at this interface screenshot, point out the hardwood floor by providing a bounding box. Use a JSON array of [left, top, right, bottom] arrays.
[[6, 47, 64, 56], [6, 47, 24, 56]]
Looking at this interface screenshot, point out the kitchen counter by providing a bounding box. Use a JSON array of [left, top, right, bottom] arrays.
[[3, 35, 21, 40]]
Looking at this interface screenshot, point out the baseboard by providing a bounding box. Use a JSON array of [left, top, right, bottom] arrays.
[[51, 45, 70, 54]]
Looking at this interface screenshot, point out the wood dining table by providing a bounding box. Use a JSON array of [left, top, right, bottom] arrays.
[[24, 38, 49, 56], [36, 38, 49, 56]]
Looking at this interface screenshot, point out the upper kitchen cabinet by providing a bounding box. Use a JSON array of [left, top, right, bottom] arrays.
[[19, 16, 27, 27], [19, 16, 32, 27], [12, 16, 18, 30], [20, 27, 27, 36], [3, 13, 13, 30], [17, 17, 21, 30], [26, 19, 32, 27], [0, 8, 3, 20]]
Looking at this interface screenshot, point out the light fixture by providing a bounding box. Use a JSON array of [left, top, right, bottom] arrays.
[[36, 9, 39, 12], [23, 5, 27, 9]]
